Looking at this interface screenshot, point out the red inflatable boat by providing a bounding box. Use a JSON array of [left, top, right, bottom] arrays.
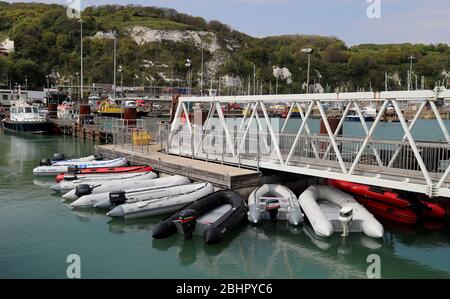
[[328, 179, 445, 225], [55, 165, 153, 183]]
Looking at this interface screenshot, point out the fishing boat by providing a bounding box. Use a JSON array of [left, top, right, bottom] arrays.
[[248, 184, 303, 226], [328, 179, 446, 225], [96, 98, 148, 118], [55, 165, 153, 183], [345, 105, 377, 122], [298, 185, 384, 238], [67, 175, 189, 204], [33, 158, 127, 176], [1, 87, 52, 134], [152, 191, 247, 244], [57, 100, 77, 120], [106, 183, 214, 219], [51, 171, 158, 192]]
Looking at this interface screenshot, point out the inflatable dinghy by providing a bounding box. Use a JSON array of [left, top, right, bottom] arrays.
[[39, 153, 102, 166], [107, 183, 214, 219], [152, 191, 247, 244], [298, 185, 384, 238], [248, 184, 303, 225], [33, 158, 127, 176], [328, 179, 445, 225], [55, 166, 153, 183], [51, 171, 158, 192], [70, 175, 190, 207]]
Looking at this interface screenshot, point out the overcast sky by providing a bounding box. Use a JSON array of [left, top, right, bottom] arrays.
[[6, 0, 450, 45]]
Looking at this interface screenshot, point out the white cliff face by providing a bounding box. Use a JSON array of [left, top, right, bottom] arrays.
[[92, 26, 240, 79], [128, 26, 222, 53]]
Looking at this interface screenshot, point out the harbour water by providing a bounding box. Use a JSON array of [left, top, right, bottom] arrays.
[[1, 121, 450, 279]]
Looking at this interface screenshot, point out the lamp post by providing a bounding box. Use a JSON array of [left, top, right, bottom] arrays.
[[408, 55, 415, 91], [79, 18, 84, 103], [301, 48, 313, 94], [113, 30, 117, 98], [118, 65, 123, 99], [185, 59, 192, 95], [46, 75, 49, 89], [25, 77, 28, 91]]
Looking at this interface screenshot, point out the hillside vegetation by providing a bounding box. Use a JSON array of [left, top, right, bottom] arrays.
[[0, 1, 448, 93]]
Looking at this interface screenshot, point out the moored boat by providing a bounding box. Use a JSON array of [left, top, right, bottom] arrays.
[[55, 165, 153, 182], [152, 190, 247, 244], [33, 158, 127, 176], [68, 175, 190, 205], [328, 179, 446, 224], [298, 185, 384, 238], [248, 184, 303, 226], [51, 171, 158, 192], [106, 182, 214, 219]]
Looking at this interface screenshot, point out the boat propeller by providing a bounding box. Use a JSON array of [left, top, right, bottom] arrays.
[[178, 209, 197, 240], [265, 199, 281, 223]]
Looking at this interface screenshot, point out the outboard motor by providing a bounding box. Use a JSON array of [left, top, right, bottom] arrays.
[[265, 199, 281, 223], [178, 209, 197, 240], [109, 191, 127, 207], [53, 153, 66, 162], [67, 166, 79, 174], [63, 174, 78, 181], [339, 206, 354, 237], [40, 159, 52, 166], [94, 154, 103, 161], [75, 184, 93, 198]]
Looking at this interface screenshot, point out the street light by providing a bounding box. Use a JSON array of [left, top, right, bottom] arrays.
[[118, 65, 123, 99], [408, 55, 415, 91], [185, 59, 192, 95], [301, 48, 314, 94], [25, 77, 28, 91], [46, 75, 49, 89]]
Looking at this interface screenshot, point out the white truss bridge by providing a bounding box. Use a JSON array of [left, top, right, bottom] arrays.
[[167, 89, 450, 198]]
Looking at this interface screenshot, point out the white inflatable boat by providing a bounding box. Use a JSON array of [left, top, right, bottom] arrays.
[[107, 182, 214, 219], [69, 175, 191, 207], [51, 171, 158, 192], [248, 184, 303, 226], [298, 185, 384, 238], [33, 158, 127, 176]]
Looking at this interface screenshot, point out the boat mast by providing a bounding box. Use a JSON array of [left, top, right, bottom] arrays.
[[80, 18, 84, 103]]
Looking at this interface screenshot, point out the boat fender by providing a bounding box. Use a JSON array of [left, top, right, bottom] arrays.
[[53, 153, 66, 161], [75, 184, 93, 198], [265, 199, 280, 222], [109, 191, 127, 207], [67, 166, 79, 173], [40, 159, 52, 166], [339, 206, 354, 237], [178, 209, 197, 240]]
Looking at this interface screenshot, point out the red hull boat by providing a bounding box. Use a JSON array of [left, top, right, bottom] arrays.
[[55, 166, 153, 182], [328, 179, 445, 225]]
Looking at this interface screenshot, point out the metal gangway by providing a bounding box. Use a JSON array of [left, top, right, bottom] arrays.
[[165, 88, 450, 198]]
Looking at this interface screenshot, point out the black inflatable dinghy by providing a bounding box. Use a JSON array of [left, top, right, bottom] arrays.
[[152, 190, 247, 244]]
